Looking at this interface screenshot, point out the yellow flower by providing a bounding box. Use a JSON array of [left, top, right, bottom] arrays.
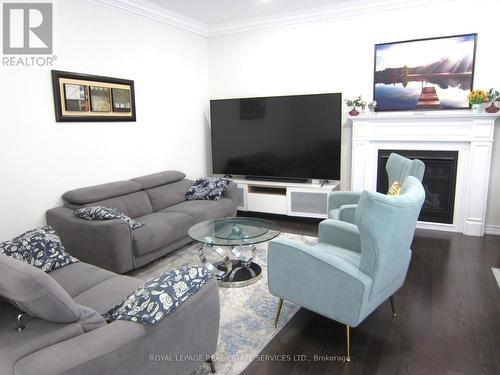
[[467, 90, 488, 104]]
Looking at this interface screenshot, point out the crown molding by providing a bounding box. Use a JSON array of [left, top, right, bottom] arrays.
[[88, 0, 209, 36], [207, 0, 456, 36], [89, 0, 456, 38]]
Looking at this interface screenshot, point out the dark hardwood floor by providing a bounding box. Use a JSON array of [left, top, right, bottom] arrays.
[[238, 211, 321, 237], [238, 213, 500, 375]]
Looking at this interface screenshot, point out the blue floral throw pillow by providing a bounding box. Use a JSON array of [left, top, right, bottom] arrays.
[[104, 265, 210, 325], [74, 206, 145, 229], [0, 226, 78, 272], [185, 177, 231, 201]]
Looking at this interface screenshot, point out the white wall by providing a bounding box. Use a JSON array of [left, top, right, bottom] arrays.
[[0, 0, 209, 240], [208, 0, 500, 230]]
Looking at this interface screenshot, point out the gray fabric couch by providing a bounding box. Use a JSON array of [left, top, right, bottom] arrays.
[[47, 171, 237, 274], [0, 256, 220, 375]]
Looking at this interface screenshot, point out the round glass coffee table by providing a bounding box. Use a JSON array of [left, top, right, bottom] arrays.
[[188, 217, 280, 288]]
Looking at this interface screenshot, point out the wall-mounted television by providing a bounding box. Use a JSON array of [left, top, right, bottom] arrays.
[[210, 93, 342, 182]]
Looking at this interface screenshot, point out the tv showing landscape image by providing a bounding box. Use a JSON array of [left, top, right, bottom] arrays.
[[374, 34, 477, 111]]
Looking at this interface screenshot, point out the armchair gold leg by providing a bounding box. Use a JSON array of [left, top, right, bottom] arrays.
[[273, 298, 284, 328], [389, 296, 397, 317], [346, 324, 351, 362]]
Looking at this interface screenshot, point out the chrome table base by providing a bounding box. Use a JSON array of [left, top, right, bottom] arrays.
[[214, 259, 262, 288], [198, 243, 262, 288]]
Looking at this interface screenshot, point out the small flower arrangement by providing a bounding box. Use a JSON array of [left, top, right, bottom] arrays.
[[345, 96, 366, 116], [467, 90, 488, 113], [467, 90, 488, 105], [487, 88, 500, 104], [486, 88, 500, 113]]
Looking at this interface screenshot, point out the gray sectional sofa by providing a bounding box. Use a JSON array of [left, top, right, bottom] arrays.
[[0, 254, 220, 375], [47, 171, 237, 274]]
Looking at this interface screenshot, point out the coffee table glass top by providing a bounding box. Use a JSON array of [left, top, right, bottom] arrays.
[[188, 217, 280, 246]]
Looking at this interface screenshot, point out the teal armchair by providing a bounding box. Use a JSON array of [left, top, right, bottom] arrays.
[[268, 176, 425, 361], [329, 153, 425, 223]]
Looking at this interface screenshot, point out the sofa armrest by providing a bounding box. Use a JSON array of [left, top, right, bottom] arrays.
[[223, 182, 238, 215], [328, 191, 362, 210], [268, 238, 371, 326], [338, 204, 357, 224], [318, 219, 361, 252], [46, 207, 134, 274], [15, 278, 220, 375], [223, 182, 238, 202]]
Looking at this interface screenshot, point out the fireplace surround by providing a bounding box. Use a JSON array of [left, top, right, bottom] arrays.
[[350, 111, 499, 236]]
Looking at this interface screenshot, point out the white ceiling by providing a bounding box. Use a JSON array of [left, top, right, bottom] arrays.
[[146, 0, 352, 25]]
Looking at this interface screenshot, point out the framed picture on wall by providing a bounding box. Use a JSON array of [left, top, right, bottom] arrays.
[[373, 33, 477, 111], [63, 83, 89, 112], [112, 88, 132, 112], [89, 86, 112, 112], [52, 70, 136, 121]]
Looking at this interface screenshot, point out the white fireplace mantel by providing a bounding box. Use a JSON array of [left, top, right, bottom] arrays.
[[350, 110, 499, 236]]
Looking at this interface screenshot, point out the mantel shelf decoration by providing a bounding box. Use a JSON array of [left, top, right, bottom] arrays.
[[52, 70, 136, 122]]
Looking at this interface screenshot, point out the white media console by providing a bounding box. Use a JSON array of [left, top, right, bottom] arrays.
[[230, 178, 340, 219]]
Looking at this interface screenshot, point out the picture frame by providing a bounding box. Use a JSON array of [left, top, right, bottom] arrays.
[[52, 70, 136, 122], [373, 33, 477, 112], [89, 86, 112, 112]]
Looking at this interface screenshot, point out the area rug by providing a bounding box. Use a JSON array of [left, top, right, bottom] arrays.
[[129, 232, 317, 375]]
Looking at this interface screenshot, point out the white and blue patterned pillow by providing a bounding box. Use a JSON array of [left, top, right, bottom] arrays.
[[0, 225, 78, 272], [74, 206, 145, 229], [185, 177, 230, 201], [104, 265, 210, 325]]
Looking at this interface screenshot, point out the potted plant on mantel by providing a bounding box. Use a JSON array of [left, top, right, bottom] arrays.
[[467, 90, 488, 113], [485, 88, 500, 113], [345, 96, 366, 116]]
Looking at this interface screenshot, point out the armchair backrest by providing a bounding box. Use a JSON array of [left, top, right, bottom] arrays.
[[386, 153, 425, 187], [355, 176, 425, 300]]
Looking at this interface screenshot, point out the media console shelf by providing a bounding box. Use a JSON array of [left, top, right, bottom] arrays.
[[230, 178, 340, 219]]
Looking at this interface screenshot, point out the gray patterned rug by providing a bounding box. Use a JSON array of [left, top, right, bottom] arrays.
[[129, 232, 317, 375]]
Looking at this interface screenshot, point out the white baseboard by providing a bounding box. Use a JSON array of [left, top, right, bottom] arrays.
[[484, 225, 500, 236]]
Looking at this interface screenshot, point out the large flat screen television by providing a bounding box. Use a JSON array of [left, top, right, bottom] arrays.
[[210, 93, 342, 182]]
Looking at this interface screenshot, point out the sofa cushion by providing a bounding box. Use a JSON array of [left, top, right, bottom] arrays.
[[74, 206, 145, 229], [87, 191, 153, 219], [0, 226, 78, 272], [185, 177, 231, 201], [162, 198, 235, 223], [63, 180, 142, 205], [132, 212, 194, 256], [49, 262, 116, 298], [0, 254, 106, 332], [145, 179, 193, 212], [0, 300, 85, 375], [131, 170, 186, 190], [104, 265, 210, 325], [73, 275, 144, 314]]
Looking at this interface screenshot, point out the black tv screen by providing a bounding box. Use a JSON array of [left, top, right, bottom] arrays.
[[210, 93, 342, 181]]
